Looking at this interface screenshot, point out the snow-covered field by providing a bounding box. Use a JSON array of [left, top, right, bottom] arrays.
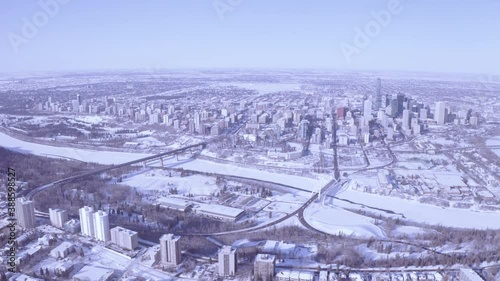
[[335, 186, 500, 229], [122, 170, 218, 196], [486, 136, 500, 157], [174, 159, 332, 192], [304, 199, 385, 238], [0, 131, 152, 164], [215, 82, 303, 94]]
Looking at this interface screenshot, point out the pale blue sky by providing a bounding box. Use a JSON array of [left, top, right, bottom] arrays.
[[1, 0, 499, 74]]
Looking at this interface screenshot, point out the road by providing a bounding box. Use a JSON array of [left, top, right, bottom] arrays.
[[177, 177, 340, 236], [26, 141, 207, 200]]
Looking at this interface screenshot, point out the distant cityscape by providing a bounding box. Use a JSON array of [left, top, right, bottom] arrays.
[[0, 70, 499, 281]]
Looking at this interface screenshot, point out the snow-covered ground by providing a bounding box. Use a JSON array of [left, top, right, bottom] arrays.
[[215, 82, 303, 94], [174, 159, 332, 192], [335, 186, 500, 229], [0, 131, 153, 164], [122, 170, 218, 196], [304, 199, 385, 238], [486, 136, 500, 157]]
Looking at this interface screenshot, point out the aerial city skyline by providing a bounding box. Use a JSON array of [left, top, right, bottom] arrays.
[[0, 1, 499, 281]]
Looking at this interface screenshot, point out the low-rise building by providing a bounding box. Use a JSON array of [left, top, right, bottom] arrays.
[[72, 266, 114, 281], [50, 241, 75, 259], [458, 268, 484, 281], [50, 241, 74, 259], [63, 219, 81, 234], [195, 203, 245, 222]]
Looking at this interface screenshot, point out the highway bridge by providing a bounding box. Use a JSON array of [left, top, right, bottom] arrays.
[[26, 141, 207, 200]]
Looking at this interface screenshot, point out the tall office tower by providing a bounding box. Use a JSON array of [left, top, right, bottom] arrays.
[[435, 101, 447, 125], [194, 111, 201, 132], [402, 109, 411, 130], [110, 226, 138, 250], [419, 108, 428, 120], [79, 206, 95, 237], [49, 208, 68, 229], [218, 246, 237, 277], [385, 95, 391, 108], [15, 198, 35, 229], [163, 114, 170, 125], [297, 119, 309, 140], [254, 254, 276, 281], [363, 99, 373, 119], [293, 111, 302, 124], [387, 99, 399, 117], [396, 93, 405, 115], [375, 78, 382, 110], [188, 119, 196, 133], [76, 94, 81, 105], [160, 234, 181, 266], [337, 107, 346, 119], [93, 210, 110, 242]]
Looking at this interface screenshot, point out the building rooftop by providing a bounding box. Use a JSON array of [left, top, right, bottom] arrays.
[[255, 253, 276, 262], [51, 241, 73, 252], [460, 268, 484, 281], [64, 219, 80, 226], [160, 233, 180, 241], [111, 226, 137, 236], [73, 265, 114, 281], [220, 245, 235, 254]]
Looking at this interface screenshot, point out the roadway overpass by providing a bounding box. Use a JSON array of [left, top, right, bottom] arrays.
[[26, 141, 207, 200]]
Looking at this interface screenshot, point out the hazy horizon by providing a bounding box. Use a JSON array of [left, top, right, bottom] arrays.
[[1, 0, 500, 74]]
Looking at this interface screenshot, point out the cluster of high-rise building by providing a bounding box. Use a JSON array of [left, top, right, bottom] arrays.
[[49, 208, 68, 228], [78, 206, 139, 250], [35, 94, 243, 137], [78, 206, 111, 242], [33, 79, 482, 155]]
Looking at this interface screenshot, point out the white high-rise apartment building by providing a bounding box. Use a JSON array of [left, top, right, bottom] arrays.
[[194, 111, 201, 132], [93, 210, 110, 242], [160, 234, 181, 266], [435, 101, 447, 125], [402, 109, 410, 130], [110, 226, 138, 250], [218, 246, 237, 277], [15, 198, 35, 229], [363, 99, 373, 120], [49, 208, 68, 229], [79, 206, 95, 237]]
